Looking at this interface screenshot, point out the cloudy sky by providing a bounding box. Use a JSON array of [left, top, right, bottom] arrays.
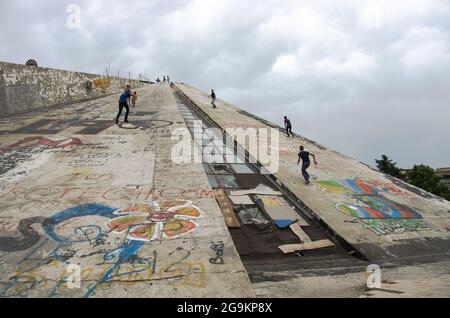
[[1, 0, 449, 169]]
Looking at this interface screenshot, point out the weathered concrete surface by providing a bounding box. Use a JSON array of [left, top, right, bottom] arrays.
[[174, 83, 450, 263], [0, 83, 254, 298], [0, 61, 145, 116], [252, 260, 450, 298]]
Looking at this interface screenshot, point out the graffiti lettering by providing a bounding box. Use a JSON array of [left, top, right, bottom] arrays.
[[209, 242, 225, 265], [346, 219, 444, 236], [0, 186, 214, 203]]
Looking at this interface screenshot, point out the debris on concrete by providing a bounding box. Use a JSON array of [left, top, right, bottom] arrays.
[[238, 207, 271, 225], [257, 196, 299, 229], [231, 184, 282, 196], [279, 240, 335, 254], [214, 189, 241, 228], [289, 223, 312, 243], [229, 195, 254, 205]]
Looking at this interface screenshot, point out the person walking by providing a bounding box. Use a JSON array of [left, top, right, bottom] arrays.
[[116, 86, 132, 125], [284, 116, 293, 137], [297, 146, 318, 185], [210, 89, 217, 109]]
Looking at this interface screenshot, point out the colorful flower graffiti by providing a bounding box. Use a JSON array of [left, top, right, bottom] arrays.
[[316, 178, 423, 220], [0, 201, 202, 298], [106, 200, 202, 242]]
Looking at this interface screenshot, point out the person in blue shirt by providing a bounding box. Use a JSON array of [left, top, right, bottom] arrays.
[[116, 85, 131, 125]]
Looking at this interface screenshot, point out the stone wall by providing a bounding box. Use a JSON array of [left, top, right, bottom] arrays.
[[0, 61, 146, 115]]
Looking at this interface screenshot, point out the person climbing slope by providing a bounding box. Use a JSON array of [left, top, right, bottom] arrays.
[[297, 146, 318, 185]]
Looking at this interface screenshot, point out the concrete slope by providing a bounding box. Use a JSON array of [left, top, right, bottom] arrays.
[[174, 83, 450, 262], [0, 83, 254, 298]]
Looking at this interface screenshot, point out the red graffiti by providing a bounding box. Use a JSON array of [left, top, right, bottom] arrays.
[[0, 137, 82, 154]]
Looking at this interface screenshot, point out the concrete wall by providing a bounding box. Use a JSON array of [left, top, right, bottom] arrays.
[[0, 61, 146, 116]]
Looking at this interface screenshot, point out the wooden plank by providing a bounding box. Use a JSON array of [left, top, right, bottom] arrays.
[[229, 195, 254, 205], [289, 223, 312, 243], [214, 189, 241, 228], [279, 240, 335, 254], [230, 190, 282, 196], [296, 217, 310, 227]]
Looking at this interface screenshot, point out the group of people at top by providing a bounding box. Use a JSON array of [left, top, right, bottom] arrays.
[[156, 76, 171, 83], [116, 85, 318, 185]]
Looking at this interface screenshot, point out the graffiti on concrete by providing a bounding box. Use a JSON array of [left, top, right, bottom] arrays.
[[0, 136, 82, 178], [316, 178, 448, 236], [107, 200, 202, 242], [0, 186, 215, 203], [209, 241, 225, 265], [0, 202, 204, 298], [346, 219, 444, 236], [0, 136, 82, 154], [0, 217, 46, 252], [317, 178, 423, 220], [12, 119, 115, 135], [92, 78, 111, 91], [119, 120, 173, 130]]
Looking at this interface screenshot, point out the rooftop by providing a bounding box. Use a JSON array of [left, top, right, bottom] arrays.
[[1, 62, 449, 298]]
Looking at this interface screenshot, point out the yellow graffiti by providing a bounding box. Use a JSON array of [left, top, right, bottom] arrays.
[[316, 180, 352, 195], [158, 262, 206, 288], [93, 78, 111, 90]]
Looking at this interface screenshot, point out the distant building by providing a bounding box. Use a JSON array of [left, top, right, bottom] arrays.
[[436, 168, 450, 189]]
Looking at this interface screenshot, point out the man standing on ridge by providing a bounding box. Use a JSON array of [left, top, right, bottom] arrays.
[[116, 85, 132, 125], [284, 116, 293, 137], [297, 146, 318, 185], [210, 89, 217, 109]]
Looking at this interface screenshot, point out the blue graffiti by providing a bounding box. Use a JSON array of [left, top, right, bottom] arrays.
[[42, 204, 116, 243], [83, 240, 144, 298], [39, 204, 146, 298]]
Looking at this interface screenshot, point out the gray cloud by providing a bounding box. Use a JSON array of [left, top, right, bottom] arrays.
[[1, 0, 449, 168]]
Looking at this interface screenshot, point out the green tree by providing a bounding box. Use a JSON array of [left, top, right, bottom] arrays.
[[404, 165, 450, 201], [375, 155, 402, 179]]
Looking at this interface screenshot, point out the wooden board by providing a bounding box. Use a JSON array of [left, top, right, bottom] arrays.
[[258, 195, 299, 229], [230, 190, 282, 196], [214, 189, 241, 228], [230, 184, 282, 196], [289, 223, 312, 243], [296, 217, 310, 227], [229, 195, 254, 205], [279, 240, 335, 254]]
